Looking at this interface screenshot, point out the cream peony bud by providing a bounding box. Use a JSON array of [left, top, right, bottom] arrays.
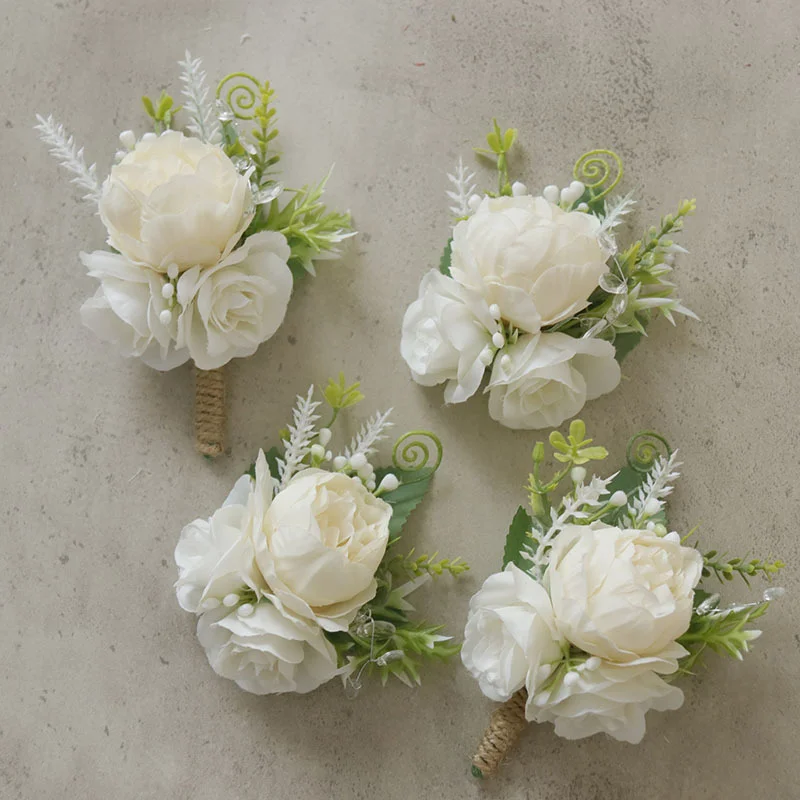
[[254, 469, 392, 631], [448, 194, 610, 333], [547, 523, 703, 661], [99, 130, 253, 272]]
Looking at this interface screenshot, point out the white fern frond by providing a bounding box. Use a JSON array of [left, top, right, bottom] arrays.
[[178, 51, 221, 144], [625, 451, 681, 526], [445, 156, 476, 218], [344, 409, 394, 459], [600, 191, 637, 233], [34, 114, 102, 204], [278, 386, 321, 488]]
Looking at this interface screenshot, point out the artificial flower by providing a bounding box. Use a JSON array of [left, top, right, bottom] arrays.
[[175, 380, 464, 695], [255, 467, 393, 632], [79, 249, 188, 371], [525, 644, 687, 743], [461, 564, 564, 702], [547, 523, 703, 661], [197, 603, 339, 695], [449, 195, 609, 332], [174, 474, 266, 612], [99, 130, 252, 272], [176, 230, 293, 370], [400, 269, 499, 403], [487, 332, 620, 430]]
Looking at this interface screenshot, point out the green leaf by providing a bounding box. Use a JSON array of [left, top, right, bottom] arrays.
[[438, 238, 453, 276], [141, 95, 155, 118], [503, 506, 534, 570], [503, 128, 517, 151], [373, 467, 434, 537], [486, 131, 501, 153], [613, 331, 643, 362]]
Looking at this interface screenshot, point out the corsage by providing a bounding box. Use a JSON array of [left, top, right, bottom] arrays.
[[401, 121, 696, 430], [36, 52, 353, 456], [174, 376, 467, 695], [464, 421, 784, 777]]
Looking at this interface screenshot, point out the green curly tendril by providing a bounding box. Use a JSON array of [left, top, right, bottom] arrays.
[[392, 431, 443, 473], [216, 72, 264, 119], [573, 149, 623, 201], [626, 431, 671, 473]]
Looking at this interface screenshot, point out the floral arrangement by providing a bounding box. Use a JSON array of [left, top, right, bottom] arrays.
[[464, 421, 784, 777], [174, 376, 468, 695], [36, 52, 353, 456], [401, 121, 697, 430]]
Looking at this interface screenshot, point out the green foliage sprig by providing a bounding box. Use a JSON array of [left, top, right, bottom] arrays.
[[678, 601, 769, 674], [474, 118, 517, 196], [142, 91, 182, 133], [702, 551, 785, 585]]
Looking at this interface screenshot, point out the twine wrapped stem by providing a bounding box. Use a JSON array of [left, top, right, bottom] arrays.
[[194, 367, 226, 457], [471, 689, 528, 778]]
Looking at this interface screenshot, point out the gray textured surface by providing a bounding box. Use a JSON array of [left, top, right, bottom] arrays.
[[3, 1, 799, 797]]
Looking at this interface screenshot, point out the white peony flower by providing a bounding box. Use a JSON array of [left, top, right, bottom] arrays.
[[197, 603, 339, 695], [526, 643, 687, 743], [79, 249, 188, 370], [487, 332, 621, 430], [254, 468, 392, 632], [99, 130, 252, 271], [462, 564, 565, 701], [174, 474, 267, 612], [547, 523, 703, 662], [175, 231, 293, 370], [449, 195, 609, 332], [400, 269, 499, 403]]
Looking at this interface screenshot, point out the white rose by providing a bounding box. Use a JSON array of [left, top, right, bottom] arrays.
[[99, 130, 252, 271], [197, 603, 339, 695], [461, 564, 565, 702], [79, 249, 188, 370], [174, 474, 267, 612], [401, 270, 498, 403], [547, 524, 703, 661], [176, 231, 293, 370], [254, 468, 392, 632], [449, 195, 609, 332], [526, 644, 687, 743], [487, 332, 621, 429]]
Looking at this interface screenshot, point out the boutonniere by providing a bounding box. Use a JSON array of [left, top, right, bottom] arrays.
[[36, 52, 353, 457], [464, 421, 784, 777], [401, 121, 697, 430], [174, 375, 467, 695]]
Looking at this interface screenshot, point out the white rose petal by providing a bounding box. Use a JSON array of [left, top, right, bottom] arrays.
[[254, 468, 393, 632], [449, 194, 610, 332], [461, 564, 565, 702], [527, 644, 687, 743], [176, 230, 293, 370], [198, 603, 339, 695], [547, 523, 704, 661], [401, 269, 498, 404], [174, 474, 266, 612], [99, 130, 253, 271], [79, 249, 189, 371], [487, 332, 621, 430]]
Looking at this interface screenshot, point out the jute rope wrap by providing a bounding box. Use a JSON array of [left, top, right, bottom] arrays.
[[194, 367, 226, 457], [471, 688, 528, 778]]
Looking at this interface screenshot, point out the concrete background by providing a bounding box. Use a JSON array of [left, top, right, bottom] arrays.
[[3, 0, 799, 797]]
